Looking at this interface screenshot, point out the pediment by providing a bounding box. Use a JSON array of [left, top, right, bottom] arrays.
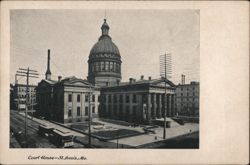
[[64, 80, 91, 87], [151, 79, 176, 88]]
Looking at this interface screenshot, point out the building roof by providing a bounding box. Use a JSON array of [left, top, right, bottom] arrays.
[[90, 19, 120, 56], [102, 77, 176, 89]]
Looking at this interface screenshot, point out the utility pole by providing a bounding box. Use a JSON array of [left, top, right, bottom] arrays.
[[16, 67, 38, 147], [160, 53, 172, 139]]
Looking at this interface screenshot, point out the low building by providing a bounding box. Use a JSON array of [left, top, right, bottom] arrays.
[[175, 81, 199, 116], [99, 76, 176, 124], [12, 83, 37, 111]]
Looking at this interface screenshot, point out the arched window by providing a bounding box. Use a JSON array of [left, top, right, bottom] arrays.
[[113, 62, 116, 72], [101, 62, 105, 71], [105, 61, 109, 71], [110, 62, 113, 72]]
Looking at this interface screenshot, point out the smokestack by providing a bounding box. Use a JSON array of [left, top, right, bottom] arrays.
[[148, 76, 152, 81], [140, 75, 144, 80], [45, 49, 52, 80]]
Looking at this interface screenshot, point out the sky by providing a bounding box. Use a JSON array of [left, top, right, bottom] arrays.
[[10, 9, 199, 85]]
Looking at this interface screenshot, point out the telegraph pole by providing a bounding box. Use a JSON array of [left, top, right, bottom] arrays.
[[160, 53, 172, 139], [16, 67, 38, 147]]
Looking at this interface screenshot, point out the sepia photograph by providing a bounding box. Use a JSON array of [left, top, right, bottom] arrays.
[[9, 9, 199, 149], [1, 1, 248, 164]]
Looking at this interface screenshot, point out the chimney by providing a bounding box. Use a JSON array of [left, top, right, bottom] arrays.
[[181, 74, 185, 85], [58, 76, 62, 82], [45, 49, 51, 80], [106, 82, 109, 86], [148, 76, 152, 80], [140, 75, 144, 80], [129, 78, 133, 84]]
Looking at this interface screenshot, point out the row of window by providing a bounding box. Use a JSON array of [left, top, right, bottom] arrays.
[[180, 87, 198, 91], [90, 61, 120, 73], [177, 92, 198, 96], [177, 98, 198, 102], [18, 88, 36, 92], [68, 94, 97, 102], [68, 106, 95, 117]]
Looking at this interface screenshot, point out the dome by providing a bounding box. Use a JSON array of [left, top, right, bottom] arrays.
[[90, 36, 120, 55]]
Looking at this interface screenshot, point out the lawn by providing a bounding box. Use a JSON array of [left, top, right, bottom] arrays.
[[92, 129, 143, 141]]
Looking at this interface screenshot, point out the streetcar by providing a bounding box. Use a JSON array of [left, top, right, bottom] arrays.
[[49, 129, 74, 148], [38, 124, 54, 137]]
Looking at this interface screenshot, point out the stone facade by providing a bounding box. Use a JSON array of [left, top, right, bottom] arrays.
[[36, 76, 100, 123], [12, 84, 37, 111], [99, 77, 176, 124], [175, 81, 199, 116]]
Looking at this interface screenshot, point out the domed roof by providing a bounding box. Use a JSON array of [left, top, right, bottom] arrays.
[[90, 19, 120, 56], [90, 36, 120, 55]]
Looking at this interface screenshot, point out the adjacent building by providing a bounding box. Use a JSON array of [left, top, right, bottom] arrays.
[[12, 83, 37, 111], [175, 81, 199, 116]]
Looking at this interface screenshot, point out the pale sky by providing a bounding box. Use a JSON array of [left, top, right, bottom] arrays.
[[10, 9, 199, 85]]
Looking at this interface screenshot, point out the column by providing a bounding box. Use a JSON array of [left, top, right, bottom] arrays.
[[129, 93, 133, 122], [168, 94, 172, 117], [157, 94, 162, 118], [105, 94, 109, 118], [152, 93, 157, 119], [110, 94, 114, 119], [122, 93, 126, 121], [146, 93, 152, 123], [171, 94, 175, 116]]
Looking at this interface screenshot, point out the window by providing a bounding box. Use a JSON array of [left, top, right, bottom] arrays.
[[68, 94, 72, 102], [105, 61, 109, 71], [77, 107, 81, 116], [114, 95, 117, 103], [92, 95, 95, 102], [98, 96, 101, 102], [133, 94, 136, 103], [126, 95, 130, 103], [85, 107, 88, 116], [77, 94, 81, 102], [85, 95, 88, 102], [126, 106, 130, 115], [92, 107, 95, 113], [133, 106, 136, 116], [68, 108, 72, 117], [119, 95, 123, 103], [101, 62, 105, 71], [113, 62, 116, 72], [110, 62, 113, 71], [109, 95, 111, 103]]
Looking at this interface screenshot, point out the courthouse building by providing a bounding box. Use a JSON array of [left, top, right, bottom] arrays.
[[88, 19, 177, 124]]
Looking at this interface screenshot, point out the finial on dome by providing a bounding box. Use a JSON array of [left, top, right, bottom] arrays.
[[101, 18, 109, 36]]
